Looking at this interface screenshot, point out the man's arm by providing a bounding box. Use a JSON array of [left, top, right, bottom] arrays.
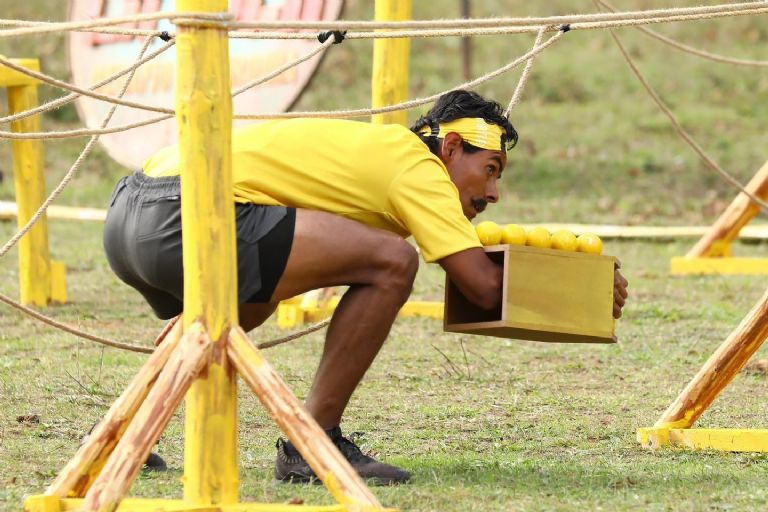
[[438, 247, 503, 310]]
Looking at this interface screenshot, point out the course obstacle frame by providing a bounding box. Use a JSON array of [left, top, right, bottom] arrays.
[[671, 159, 768, 275], [23, 2, 389, 511], [638, 287, 768, 453], [1, 57, 67, 306]]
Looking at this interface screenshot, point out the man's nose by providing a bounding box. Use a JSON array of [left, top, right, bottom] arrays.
[[486, 180, 499, 203]]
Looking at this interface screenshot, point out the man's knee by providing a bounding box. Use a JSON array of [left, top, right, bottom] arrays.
[[374, 238, 419, 299]]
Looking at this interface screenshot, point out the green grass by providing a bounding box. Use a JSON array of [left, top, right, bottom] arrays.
[[2, 0, 768, 511]]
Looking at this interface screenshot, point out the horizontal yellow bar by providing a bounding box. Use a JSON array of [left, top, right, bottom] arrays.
[[0, 58, 40, 87], [670, 257, 768, 275], [52, 497, 357, 512], [638, 427, 768, 452], [0, 201, 106, 222]]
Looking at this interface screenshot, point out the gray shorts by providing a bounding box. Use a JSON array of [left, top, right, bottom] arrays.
[[103, 172, 295, 319]]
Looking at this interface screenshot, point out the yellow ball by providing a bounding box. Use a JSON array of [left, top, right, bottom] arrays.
[[577, 233, 603, 255], [526, 227, 551, 249], [551, 230, 578, 251], [475, 221, 502, 246], [501, 224, 527, 245]]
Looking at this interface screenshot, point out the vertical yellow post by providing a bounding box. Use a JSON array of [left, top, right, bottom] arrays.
[[175, 0, 238, 505], [371, 0, 411, 125], [6, 64, 51, 307]]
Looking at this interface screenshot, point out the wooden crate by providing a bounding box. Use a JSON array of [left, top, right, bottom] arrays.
[[444, 244, 617, 343]]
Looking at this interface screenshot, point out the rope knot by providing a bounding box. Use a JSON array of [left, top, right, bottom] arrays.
[[158, 31, 172, 42], [560, 24, 571, 33], [317, 30, 347, 44]]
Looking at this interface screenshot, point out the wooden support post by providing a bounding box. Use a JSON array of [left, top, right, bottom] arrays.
[[175, 0, 239, 505], [5, 60, 56, 306], [228, 327, 383, 510], [687, 160, 768, 257], [653, 287, 768, 430], [371, 0, 411, 126], [45, 319, 183, 498], [82, 326, 212, 512]]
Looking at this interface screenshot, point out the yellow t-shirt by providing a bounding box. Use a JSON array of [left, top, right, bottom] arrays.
[[143, 118, 481, 262]]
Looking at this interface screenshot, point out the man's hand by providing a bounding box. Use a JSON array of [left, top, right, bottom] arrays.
[[613, 265, 629, 319]]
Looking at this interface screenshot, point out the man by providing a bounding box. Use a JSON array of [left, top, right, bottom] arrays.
[[103, 90, 629, 484]]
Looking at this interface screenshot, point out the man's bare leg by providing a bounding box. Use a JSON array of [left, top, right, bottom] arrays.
[[246, 209, 418, 429]]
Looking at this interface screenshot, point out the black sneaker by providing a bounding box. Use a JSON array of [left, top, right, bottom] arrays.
[[81, 424, 167, 472], [275, 427, 410, 486]]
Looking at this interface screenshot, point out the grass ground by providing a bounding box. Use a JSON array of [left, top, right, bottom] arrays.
[[2, 1, 768, 511]]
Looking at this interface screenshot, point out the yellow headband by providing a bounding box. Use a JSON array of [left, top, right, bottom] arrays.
[[418, 117, 507, 152]]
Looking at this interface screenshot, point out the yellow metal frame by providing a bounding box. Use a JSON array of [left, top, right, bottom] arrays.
[[2, 57, 66, 306]]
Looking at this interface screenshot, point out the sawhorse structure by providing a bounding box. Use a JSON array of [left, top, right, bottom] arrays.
[[23, 2, 389, 511], [638, 286, 768, 451], [671, 160, 768, 275], [1, 57, 66, 306]]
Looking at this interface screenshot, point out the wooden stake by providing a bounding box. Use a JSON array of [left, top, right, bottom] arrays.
[[371, 0, 411, 126], [228, 326, 383, 510], [82, 325, 212, 512], [46, 320, 183, 498], [655, 287, 768, 429], [687, 160, 768, 257]]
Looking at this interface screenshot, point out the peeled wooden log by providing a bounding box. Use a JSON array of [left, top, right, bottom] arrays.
[[46, 319, 183, 498], [687, 160, 768, 257], [228, 326, 382, 510], [82, 324, 212, 512], [656, 287, 768, 429]]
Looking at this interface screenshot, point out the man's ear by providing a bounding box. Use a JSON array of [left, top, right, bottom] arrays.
[[439, 132, 463, 163]]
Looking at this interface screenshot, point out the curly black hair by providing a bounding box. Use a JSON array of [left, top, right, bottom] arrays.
[[410, 90, 518, 155]]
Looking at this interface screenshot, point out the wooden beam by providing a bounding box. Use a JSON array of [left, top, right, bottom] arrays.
[[371, 0, 411, 126], [687, 160, 768, 257], [175, 0, 239, 504], [81, 326, 212, 512], [654, 287, 768, 430], [46, 320, 183, 498], [638, 428, 768, 452], [228, 326, 384, 511]]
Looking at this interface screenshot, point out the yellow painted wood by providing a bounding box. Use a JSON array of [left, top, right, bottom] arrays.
[[0, 201, 107, 222], [670, 257, 768, 275], [371, 0, 411, 126], [445, 245, 616, 343], [638, 427, 768, 452], [175, 0, 238, 505], [399, 300, 443, 319], [7, 78, 53, 307], [23, 494, 59, 512], [0, 58, 40, 86], [56, 497, 355, 511], [50, 260, 67, 303]]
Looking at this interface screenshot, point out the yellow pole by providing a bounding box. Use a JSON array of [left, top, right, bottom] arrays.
[[7, 70, 51, 307], [175, 0, 239, 504], [371, 0, 411, 125]]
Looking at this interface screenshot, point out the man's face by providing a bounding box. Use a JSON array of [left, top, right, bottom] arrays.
[[440, 132, 507, 220]]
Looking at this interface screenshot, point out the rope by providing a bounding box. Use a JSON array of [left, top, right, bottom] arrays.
[[0, 55, 174, 115], [0, 4, 764, 121], [504, 27, 546, 117], [0, 28, 562, 137], [596, 2, 768, 212], [0, 289, 331, 354], [0, 11, 230, 39], [0, 19, 166, 38], [226, 2, 768, 30], [0, 39, 175, 126], [0, 37, 334, 140], [237, 27, 567, 120], [0, 36, 154, 258], [597, 0, 768, 67]]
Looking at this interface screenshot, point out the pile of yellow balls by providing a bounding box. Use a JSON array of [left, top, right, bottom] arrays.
[[475, 221, 603, 255]]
